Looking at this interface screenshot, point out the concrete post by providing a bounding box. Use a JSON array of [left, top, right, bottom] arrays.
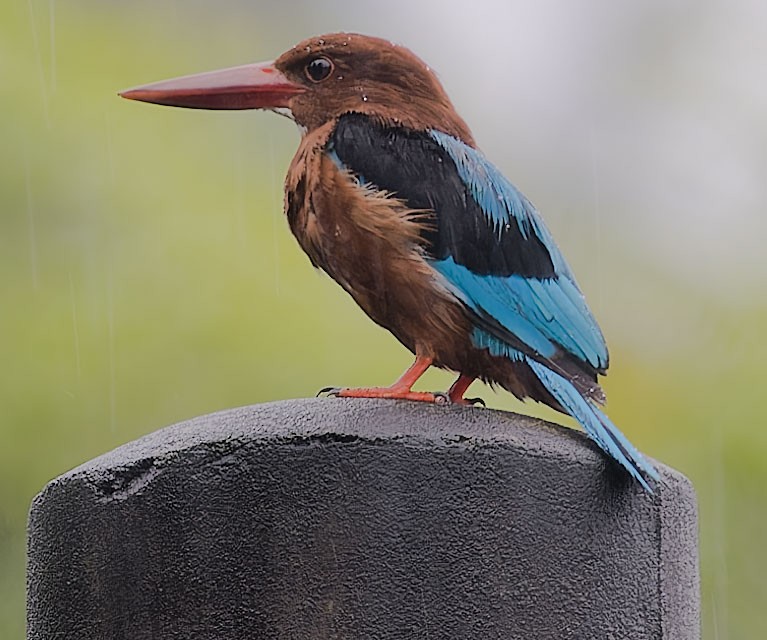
[[27, 398, 699, 639]]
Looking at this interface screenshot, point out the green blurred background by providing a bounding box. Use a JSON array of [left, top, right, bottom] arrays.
[[2, 0, 765, 637]]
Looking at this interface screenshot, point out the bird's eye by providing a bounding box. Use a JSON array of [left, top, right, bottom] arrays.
[[305, 57, 333, 83]]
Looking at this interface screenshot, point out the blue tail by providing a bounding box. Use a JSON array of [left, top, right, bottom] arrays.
[[526, 358, 659, 492]]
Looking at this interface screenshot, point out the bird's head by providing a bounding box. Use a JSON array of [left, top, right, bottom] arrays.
[[120, 33, 473, 143]]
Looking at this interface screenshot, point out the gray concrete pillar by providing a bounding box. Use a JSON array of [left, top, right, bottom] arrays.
[[27, 398, 699, 639]]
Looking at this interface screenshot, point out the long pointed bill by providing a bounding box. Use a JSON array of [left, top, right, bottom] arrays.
[[119, 61, 305, 110]]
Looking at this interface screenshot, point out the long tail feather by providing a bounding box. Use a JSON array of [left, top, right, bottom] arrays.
[[526, 358, 659, 492]]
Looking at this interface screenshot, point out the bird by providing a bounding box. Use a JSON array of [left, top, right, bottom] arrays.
[[120, 32, 659, 491]]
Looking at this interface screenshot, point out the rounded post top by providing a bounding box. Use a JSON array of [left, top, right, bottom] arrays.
[[28, 398, 698, 640]]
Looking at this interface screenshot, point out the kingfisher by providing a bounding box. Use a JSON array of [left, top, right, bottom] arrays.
[[120, 33, 659, 491]]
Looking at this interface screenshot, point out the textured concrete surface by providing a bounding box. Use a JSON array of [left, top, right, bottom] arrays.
[[27, 398, 699, 639]]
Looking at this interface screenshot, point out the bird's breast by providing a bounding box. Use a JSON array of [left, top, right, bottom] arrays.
[[284, 135, 469, 359]]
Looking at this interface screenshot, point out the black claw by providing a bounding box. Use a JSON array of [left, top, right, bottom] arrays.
[[465, 397, 486, 407], [317, 386, 342, 397]]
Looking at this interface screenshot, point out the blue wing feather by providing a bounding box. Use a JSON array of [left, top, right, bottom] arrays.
[[429, 132, 660, 488], [432, 256, 607, 369], [427, 129, 609, 371], [430, 130, 571, 274]]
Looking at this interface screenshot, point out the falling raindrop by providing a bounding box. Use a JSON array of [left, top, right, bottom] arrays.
[[27, 0, 50, 127], [589, 126, 604, 315], [107, 263, 117, 432], [268, 131, 281, 294], [24, 153, 39, 289], [104, 111, 116, 185], [69, 272, 82, 379], [48, 0, 56, 93]]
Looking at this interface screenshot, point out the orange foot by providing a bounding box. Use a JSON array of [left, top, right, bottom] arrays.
[[318, 386, 450, 405], [447, 374, 485, 406], [316, 358, 485, 407]]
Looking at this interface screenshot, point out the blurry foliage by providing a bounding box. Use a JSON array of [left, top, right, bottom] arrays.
[[2, 1, 765, 638]]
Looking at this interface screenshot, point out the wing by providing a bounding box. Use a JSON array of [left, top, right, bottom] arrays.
[[328, 113, 608, 375]]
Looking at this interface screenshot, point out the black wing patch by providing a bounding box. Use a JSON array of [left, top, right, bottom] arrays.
[[328, 113, 555, 278]]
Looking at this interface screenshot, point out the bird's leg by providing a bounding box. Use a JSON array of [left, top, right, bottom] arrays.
[[447, 374, 485, 406], [321, 355, 442, 403]]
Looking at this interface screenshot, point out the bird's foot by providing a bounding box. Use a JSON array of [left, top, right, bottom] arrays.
[[445, 374, 484, 407], [318, 386, 450, 404], [317, 386, 484, 406]]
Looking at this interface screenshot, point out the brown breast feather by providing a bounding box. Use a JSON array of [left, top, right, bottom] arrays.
[[284, 124, 470, 362]]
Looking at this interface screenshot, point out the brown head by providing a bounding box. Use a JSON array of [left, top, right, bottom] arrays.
[[120, 33, 474, 144]]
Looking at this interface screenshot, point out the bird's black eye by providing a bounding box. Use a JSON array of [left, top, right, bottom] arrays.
[[305, 57, 333, 83]]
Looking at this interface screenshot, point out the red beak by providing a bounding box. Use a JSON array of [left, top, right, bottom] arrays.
[[119, 61, 305, 110]]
